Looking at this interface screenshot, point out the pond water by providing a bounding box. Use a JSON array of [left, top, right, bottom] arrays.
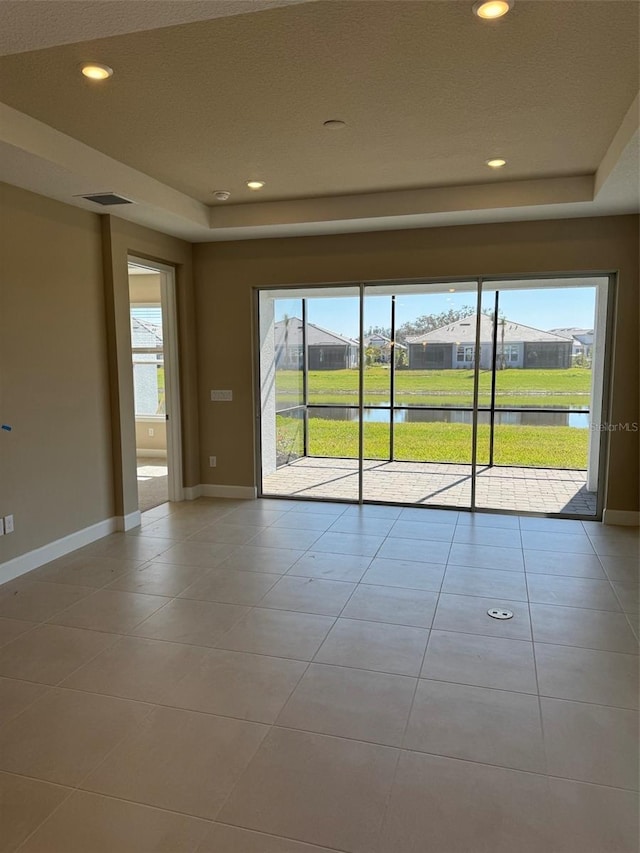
[[278, 405, 589, 429]]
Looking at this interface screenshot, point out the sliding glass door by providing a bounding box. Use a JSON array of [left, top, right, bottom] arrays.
[[305, 288, 361, 501], [361, 282, 477, 508], [257, 275, 609, 518], [259, 286, 361, 502], [476, 279, 602, 515]]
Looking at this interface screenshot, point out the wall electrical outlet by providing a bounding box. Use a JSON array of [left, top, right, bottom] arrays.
[[209, 456, 217, 467], [211, 390, 233, 402], [148, 428, 154, 437], [4, 514, 14, 534]]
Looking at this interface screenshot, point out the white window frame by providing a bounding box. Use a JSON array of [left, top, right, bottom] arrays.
[[130, 303, 165, 419], [501, 343, 519, 363], [457, 345, 474, 362]]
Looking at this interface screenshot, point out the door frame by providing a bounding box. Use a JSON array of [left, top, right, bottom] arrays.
[[254, 271, 615, 520], [128, 256, 184, 504]]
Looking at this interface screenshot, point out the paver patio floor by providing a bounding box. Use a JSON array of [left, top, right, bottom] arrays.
[[263, 457, 597, 516]]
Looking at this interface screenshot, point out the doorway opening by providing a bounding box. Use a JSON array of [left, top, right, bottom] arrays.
[[256, 275, 611, 518], [128, 259, 183, 512]]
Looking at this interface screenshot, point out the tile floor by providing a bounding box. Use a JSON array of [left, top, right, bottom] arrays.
[[0, 498, 637, 852]]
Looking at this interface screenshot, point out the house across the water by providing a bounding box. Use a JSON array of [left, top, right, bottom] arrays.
[[274, 317, 359, 370], [362, 333, 407, 364], [549, 327, 594, 363], [405, 314, 573, 369]]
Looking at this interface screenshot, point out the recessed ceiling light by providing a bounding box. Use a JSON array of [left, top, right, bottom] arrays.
[[473, 0, 513, 20], [247, 181, 265, 190], [449, 288, 456, 292], [323, 119, 346, 129], [81, 63, 113, 80], [486, 158, 507, 168]]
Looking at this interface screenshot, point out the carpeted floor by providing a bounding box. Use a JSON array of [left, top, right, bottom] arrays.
[[136, 457, 168, 512]]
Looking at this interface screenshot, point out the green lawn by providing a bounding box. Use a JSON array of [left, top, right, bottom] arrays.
[[156, 365, 166, 414], [276, 415, 588, 469], [276, 367, 592, 409]]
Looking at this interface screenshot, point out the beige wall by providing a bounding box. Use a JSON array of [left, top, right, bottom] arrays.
[[0, 183, 113, 562], [0, 185, 198, 565], [135, 420, 167, 454], [194, 214, 640, 513]]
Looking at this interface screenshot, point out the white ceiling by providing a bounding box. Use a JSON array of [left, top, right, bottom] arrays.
[[0, 0, 307, 56], [0, 0, 637, 241]]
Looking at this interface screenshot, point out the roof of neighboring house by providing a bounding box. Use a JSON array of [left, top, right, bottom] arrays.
[[131, 316, 163, 348], [362, 333, 407, 350], [549, 327, 594, 346], [406, 314, 572, 345], [274, 317, 358, 347]]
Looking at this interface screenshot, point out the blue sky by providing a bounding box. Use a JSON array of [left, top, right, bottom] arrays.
[[274, 286, 597, 340]]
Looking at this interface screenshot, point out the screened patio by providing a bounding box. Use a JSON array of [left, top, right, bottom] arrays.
[[262, 456, 597, 516]]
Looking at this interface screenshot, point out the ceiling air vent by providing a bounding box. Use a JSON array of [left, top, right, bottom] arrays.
[[78, 192, 134, 206]]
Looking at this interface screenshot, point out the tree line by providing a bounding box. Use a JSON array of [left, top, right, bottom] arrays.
[[365, 306, 477, 345]]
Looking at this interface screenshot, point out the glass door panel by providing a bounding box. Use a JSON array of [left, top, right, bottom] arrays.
[[259, 287, 360, 503], [475, 278, 602, 516], [361, 291, 392, 501], [304, 289, 360, 501], [361, 281, 478, 508], [259, 293, 304, 498]]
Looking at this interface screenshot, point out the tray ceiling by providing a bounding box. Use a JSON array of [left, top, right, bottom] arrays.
[[0, 0, 637, 240]]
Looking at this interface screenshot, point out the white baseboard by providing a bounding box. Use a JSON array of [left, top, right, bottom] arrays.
[[136, 450, 167, 459], [200, 484, 257, 500], [116, 511, 141, 531], [602, 509, 640, 527], [0, 517, 117, 585], [183, 485, 203, 500]]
